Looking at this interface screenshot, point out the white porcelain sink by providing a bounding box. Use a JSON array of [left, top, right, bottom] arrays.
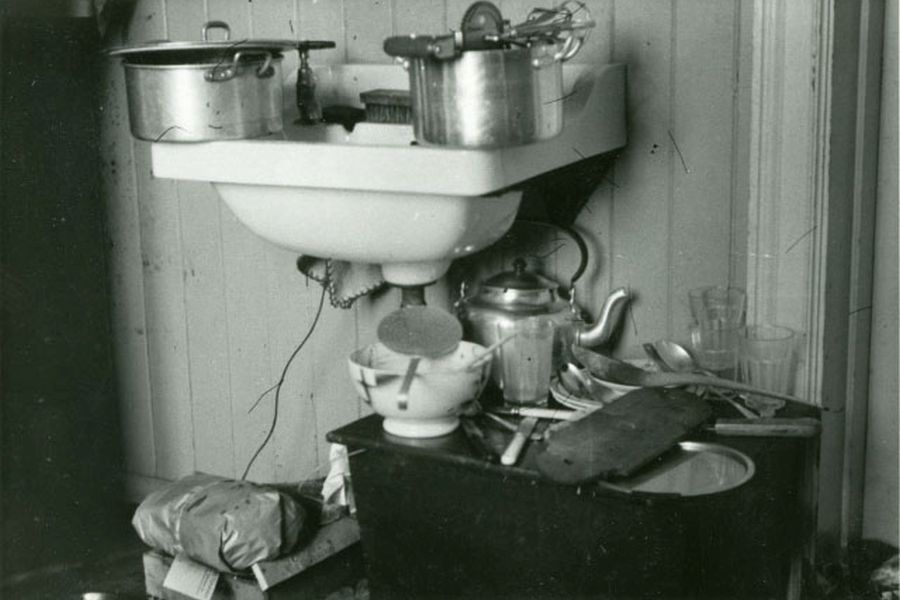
[[151, 63, 626, 284]]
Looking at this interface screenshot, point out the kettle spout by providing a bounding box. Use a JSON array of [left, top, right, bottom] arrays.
[[575, 287, 632, 348]]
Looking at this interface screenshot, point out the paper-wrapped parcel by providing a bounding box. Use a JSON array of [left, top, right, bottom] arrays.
[[132, 473, 306, 571]]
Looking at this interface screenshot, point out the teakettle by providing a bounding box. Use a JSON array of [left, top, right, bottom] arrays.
[[456, 257, 631, 385]]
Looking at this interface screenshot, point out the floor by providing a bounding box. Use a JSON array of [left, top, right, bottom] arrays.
[[3, 516, 895, 599], [1, 508, 367, 600], [2, 523, 147, 599]]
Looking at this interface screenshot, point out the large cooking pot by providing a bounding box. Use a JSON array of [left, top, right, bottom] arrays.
[[108, 21, 298, 142], [407, 44, 565, 148], [383, 2, 593, 148]]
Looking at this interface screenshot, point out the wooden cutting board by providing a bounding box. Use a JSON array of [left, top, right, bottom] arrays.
[[535, 388, 712, 484]]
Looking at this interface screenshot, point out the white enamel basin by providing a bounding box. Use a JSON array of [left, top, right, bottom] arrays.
[[151, 63, 626, 284], [218, 178, 521, 284]]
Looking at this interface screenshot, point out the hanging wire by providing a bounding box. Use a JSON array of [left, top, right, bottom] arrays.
[[241, 285, 328, 481], [247, 382, 279, 414]]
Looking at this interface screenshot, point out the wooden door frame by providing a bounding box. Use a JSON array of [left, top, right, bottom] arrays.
[[739, 0, 884, 569]]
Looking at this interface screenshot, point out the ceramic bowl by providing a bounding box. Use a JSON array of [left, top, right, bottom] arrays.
[[588, 358, 659, 400], [348, 341, 492, 438]]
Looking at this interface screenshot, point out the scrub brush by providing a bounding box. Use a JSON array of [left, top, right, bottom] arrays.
[[359, 89, 412, 124]]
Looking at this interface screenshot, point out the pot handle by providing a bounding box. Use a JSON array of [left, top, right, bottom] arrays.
[[555, 35, 585, 62], [531, 36, 585, 68], [205, 50, 275, 82], [384, 34, 460, 60], [202, 20, 231, 42]]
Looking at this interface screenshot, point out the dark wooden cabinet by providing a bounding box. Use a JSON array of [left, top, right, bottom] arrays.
[[329, 400, 818, 599]]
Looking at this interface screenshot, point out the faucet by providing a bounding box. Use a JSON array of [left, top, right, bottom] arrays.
[[295, 41, 336, 125]]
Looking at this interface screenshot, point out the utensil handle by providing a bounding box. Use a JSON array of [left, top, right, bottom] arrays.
[[465, 333, 517, 371], [650, 372, 801, 403], [205, 50, 274, 82], [383, 34, 458, 59], [501, 417, 537, 466], [297, 40, 336, 52], [642, 343, 673, 372], [566, 363, 610, 406], [721, 395, 760, 420], [492, 407, 583, 421], [397, 357, 420, 410], [709, 417, 821, 438]]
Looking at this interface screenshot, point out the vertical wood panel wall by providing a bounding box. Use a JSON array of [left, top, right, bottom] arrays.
[[101, 0, 750, 496]]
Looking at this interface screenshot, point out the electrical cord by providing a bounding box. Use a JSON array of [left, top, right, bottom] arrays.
[[241, 285, 328, 481]]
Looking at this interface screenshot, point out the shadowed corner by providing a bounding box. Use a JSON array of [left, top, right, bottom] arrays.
[[0, 9, 136, 592]]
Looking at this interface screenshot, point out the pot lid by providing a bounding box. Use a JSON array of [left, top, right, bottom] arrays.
[[483, 258, 556, 291], [474, 258, 560, 309], [107, 20, 297, 59]]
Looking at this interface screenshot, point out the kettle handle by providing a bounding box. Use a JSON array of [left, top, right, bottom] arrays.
[[515, 219, 588, 289], [558, 223, 588, 288]]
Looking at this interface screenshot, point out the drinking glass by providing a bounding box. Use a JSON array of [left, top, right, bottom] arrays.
[[688, 286, 746, 377], [688, 286, 747, 326], [690, 322, 742, 377], [496, 317, 555, 406], [739, 324, 796, 417]]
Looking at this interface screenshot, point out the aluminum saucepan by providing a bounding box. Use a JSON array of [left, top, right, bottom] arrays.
[[404, 43, 568, 148], [383, 1, 592, 148], [108, 21, 298, 142]]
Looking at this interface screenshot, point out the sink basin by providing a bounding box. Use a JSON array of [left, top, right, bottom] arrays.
[[151, 63, 626, 284]]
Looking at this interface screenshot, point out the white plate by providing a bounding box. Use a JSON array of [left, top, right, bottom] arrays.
[[550, 359, 661, 410], [549, 377, 608, 412]]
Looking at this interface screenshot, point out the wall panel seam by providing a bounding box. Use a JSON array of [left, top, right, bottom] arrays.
[[161, 0, 169, 38], [175, 183, 198, 473], [728, 0, 742, 288], [131, 138, 160, 477], [608, 0, 615, 290], [219, 202, 238, 478], [341, 0, 349, 63], [665, 0, 678, 339]]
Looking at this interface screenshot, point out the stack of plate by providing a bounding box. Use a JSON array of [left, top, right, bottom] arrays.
[[549, 359, 657, 412]]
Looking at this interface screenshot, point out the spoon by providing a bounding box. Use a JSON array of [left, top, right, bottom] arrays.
[[651, 340, 761, 419], [464, 333, 517, 371], [396, 358, 420, 410], [559, 362, 611, 406], [572, 346, 802, 405], [642, 342, 673, 372], [652, 340, 703, 373]]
